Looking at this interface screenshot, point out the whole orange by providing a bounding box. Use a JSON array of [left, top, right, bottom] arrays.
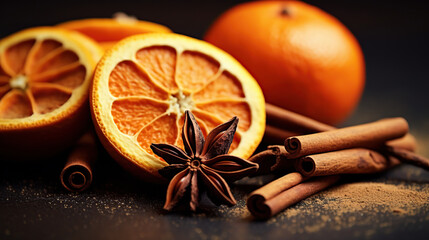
[[205, 1, 365, 125]]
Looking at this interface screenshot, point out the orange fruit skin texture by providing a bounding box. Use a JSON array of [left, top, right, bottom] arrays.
[[58, 18, 172, 42], [58, 18, 172, 50], [0, 104, 90, 160], [205, 1, 365, 125]]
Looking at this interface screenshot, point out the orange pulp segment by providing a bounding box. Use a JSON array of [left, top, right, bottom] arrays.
[[91, 33, 265, 181]]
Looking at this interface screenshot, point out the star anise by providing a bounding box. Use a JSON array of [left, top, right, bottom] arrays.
[[150, 110, 258, 211]]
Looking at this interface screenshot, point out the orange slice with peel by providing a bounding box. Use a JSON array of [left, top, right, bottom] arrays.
[[58, 14, 172, 50], [91, 33, 265, 182], [0, 27, 102, 160]]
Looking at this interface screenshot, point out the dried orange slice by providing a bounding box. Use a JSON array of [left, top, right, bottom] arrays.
[[58, 15, 172, 50], [91, 33, 265, 181], [0, 27, 102, 160]]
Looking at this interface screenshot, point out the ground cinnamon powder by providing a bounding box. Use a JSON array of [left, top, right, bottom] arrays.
[[318, 182, 428, 215], [265, 180, 429, 236]]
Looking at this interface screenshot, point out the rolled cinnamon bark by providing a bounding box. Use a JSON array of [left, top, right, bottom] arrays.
[[247, 172, 304, 219], [247, 173, 339, 219], [384, 147, 429, 171], [296, 149, 401, 177], [60, 131, 97, 192], [266, 103, 335, 133], [284, 118, 409, 159], [386, 133, 417, 152], [295, 134, 417, 177]]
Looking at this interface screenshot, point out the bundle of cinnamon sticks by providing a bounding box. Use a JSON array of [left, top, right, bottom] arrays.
[[247, 103, 429, 219]]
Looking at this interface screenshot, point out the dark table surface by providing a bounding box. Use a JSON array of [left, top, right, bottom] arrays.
[[1, 1, 429, 239]]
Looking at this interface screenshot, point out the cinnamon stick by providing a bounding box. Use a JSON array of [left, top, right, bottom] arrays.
[[266, 103, 335, 133], [294, 134, 417, 177], [284, 118, 409, 159], [60, 131, 97, 192], [266, 104, 416, 154], [257, 122, 416, 175], [247, 172, 339, 219], [385, 133, 417, 152], [263, 125, 299, 144], [384, 147, 429, 171], [296, 149, 400, 177]]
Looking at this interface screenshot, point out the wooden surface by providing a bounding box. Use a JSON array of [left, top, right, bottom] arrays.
[[1, 1, 429, 239]]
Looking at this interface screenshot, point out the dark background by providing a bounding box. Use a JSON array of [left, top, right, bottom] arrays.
[[1, 0, 429, 239]]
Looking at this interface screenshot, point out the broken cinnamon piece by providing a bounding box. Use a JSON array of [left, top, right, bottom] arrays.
[[284, 118, 409, 159], [247, 172, 339, 219], [265, 103, 335, 133], [248, 145, 294, 175], [60, 131, 98, 192]]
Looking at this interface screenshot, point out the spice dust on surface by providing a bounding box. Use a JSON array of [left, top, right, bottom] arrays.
[[265, 181, 429, 236]]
